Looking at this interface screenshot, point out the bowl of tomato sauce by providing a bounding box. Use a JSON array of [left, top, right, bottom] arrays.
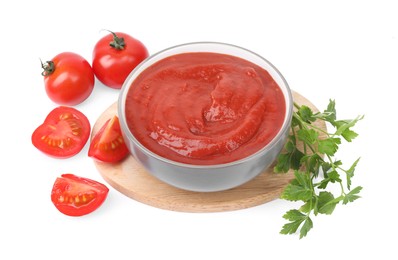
[[118, 42, 293, 192]]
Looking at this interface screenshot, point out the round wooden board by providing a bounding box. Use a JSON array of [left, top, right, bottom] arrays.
[[92, 91, 326, 213]]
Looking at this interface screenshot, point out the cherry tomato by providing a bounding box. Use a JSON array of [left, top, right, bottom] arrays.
[[51, 174, 109, 217], [89, 116, 129, 162], [92, 31, 149, 89], [42, 52, 95, 106], [32, 106, 91, 158]]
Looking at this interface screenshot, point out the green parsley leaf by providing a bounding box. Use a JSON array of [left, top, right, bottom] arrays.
[[300, 153, 323, 176], [281, 210, 314, 239], [300, 198, 316, 213], [297, 128, 319, 145], [318, 137, 341, 156], [346, 157, 361, 190], [317, 178, 330, 189], [343, 186, 363, 204], [321, 161, 333, 175], [298, 105, 316, 123], [334, 115, 364, 137], [299, 217, 313, 239], [341, 128, 359, 142], [280, 210, 307, 235], [281, 171, 313, 201], [273, 153, 290, 173], [317, 191, 339, 215], [326, 170, 342, 183], [324, 99, 336, 122], [274, 141, 304, 173]]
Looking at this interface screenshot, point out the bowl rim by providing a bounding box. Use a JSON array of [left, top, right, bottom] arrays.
[[118, 41, 293, 169]]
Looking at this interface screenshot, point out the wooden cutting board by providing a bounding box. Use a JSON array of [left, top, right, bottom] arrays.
[[92, 91, 326, 213]]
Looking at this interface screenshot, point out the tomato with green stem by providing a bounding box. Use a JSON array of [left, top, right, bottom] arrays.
[[41, 52, 95, 106], [92, 31, 149, 89], [32, 106, 91, 158], [51, 174, 109, 216], [89, 115, 129, 162]]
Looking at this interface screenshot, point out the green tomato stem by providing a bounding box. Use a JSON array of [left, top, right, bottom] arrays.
[[40, 59, 55, 76], [106, 30, 125, 50]]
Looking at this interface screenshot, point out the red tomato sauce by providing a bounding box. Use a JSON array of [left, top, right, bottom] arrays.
[[125, 52, 286, 165]]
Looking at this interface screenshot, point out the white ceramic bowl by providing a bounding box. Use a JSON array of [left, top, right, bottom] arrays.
[[118, 42, 293, 192]]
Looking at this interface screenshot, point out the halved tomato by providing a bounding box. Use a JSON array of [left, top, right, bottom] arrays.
[[51, 174, 109, 216], [32, 106, 91, 158], [89, 115, 129, 162]]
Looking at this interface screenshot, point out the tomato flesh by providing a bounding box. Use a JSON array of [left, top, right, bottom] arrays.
[[51, 174, 109, 216], [89, 116, 129, 162], [32, 106, 91, 158]]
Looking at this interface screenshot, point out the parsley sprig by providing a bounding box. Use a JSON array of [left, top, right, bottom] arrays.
[[274, 99, 363, 238]]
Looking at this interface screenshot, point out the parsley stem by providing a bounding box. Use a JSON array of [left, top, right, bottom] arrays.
[[293, 102, 301, 110], [339, 181, 346, 196], [306, 123, 329, 135]]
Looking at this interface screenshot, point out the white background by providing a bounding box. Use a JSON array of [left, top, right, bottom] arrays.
[[1, 0, 396, 259]]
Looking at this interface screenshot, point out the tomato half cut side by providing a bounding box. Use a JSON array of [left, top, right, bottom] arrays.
[[32, 106, 91, 158], [89, 115, 129, 163], [51, 174, 109, 216]]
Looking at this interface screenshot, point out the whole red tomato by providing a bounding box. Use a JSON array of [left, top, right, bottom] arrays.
[[42, 52, 95, 106], [92, 31, 149, 89]]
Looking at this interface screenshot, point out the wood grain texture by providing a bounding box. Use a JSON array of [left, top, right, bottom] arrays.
[[92, 91, 326, 212]]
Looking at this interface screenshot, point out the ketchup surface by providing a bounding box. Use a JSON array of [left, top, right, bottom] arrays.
[[125, 52, 286, 165]]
